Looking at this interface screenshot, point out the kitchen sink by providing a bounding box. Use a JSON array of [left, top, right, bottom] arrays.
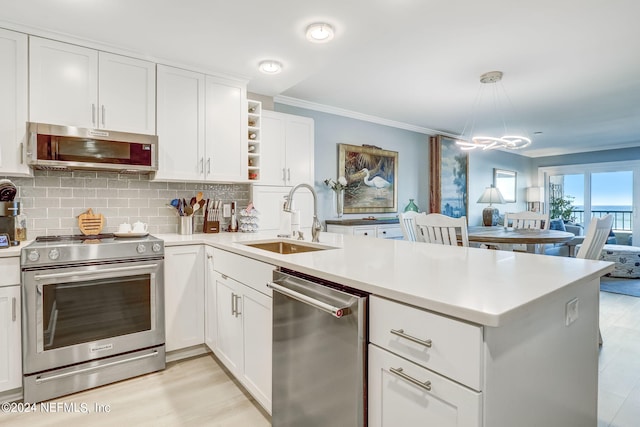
[[240, 239, 337, 254]]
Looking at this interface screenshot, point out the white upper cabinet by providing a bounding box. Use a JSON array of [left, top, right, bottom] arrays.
[[205, 75, 247, 182], [155, 65, 205, 181], [260, 110, 314, 186], [29, 36, 155, 134], [0, 28, 29, 176], [155, 65, 247, 182], [97, 52, 156, 134]]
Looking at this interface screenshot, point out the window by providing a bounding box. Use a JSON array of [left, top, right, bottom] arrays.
[[540, 161, 638, 244]]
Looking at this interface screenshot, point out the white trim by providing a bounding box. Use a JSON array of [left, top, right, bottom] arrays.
[[274, 95, 458, 137]]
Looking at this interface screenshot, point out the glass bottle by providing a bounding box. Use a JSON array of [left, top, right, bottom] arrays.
[[15, 211, 27, 241], [404, 199, 419, 213]]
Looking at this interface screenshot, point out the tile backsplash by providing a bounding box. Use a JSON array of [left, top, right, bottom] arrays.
[[4, 170, 250, 239]]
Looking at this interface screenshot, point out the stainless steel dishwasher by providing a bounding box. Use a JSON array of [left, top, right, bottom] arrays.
[[268, 269, 368, 427]]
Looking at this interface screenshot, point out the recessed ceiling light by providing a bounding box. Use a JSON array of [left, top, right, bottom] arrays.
[[306, 22, 335, 43], [258, 60, 282, 74]]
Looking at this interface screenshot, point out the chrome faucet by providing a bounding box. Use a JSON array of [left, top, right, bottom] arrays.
[[284, 183, 322, 242]]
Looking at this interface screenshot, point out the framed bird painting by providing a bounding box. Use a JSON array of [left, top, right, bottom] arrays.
[[338, 143, 398, 214]]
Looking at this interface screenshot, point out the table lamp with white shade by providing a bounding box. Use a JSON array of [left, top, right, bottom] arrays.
[[526, 187, 544, 212], [478, 185, 505, 226]]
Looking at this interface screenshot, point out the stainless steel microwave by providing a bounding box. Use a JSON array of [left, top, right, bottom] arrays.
[[26, 122, 158, 173]]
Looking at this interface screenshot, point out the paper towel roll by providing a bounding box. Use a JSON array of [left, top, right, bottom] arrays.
[[279, 210, 292, 237], [291, 210, 300, 234]]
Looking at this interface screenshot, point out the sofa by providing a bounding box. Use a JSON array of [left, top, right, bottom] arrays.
[[544, 221, 585, 257]]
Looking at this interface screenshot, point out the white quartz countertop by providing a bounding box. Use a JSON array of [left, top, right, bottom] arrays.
[[157, 231, 614, 327]]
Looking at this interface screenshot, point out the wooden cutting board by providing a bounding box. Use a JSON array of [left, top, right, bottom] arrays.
[[78, 208, 104, 235]]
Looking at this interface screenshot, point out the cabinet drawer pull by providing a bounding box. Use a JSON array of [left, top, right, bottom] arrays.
[[91, 104, 96, 127], [390, 367, 432, 391], [282, 168, 286, 182], [390, 328, 432, 348], [231, 292, 236, 316], [12, 297, 17, 322], [101, 105, 106, 127]]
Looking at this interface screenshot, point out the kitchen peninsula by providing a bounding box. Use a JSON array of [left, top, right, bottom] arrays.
[[159, 230, 612, 427]]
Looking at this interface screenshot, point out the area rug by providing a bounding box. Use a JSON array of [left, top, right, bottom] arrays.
[[600, 277, 640, 297]]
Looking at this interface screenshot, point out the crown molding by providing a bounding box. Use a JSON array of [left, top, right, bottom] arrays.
[[274, 95, 458, 138]]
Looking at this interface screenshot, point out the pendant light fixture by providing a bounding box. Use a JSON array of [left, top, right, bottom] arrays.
[[456, 71, 532, 151]]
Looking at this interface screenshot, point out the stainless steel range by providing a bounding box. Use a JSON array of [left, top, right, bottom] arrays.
[[20, 234, 165, 403]]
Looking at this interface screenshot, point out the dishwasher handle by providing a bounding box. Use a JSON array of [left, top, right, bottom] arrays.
[[268, 281, 349, 318]]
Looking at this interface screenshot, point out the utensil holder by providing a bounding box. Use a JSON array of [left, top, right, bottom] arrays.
[[203, 220, 220, 234], [179, 216, 193, 235]]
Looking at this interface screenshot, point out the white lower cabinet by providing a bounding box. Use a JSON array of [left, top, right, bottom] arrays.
[[164, 245, 205, 352], [369, 295, 482, 427], [327, 223, 403, 240], [211, 248, 274, 413], [369, 345, 481, 427], [0, 284, 21, 393]]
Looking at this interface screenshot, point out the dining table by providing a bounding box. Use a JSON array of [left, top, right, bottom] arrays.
[[467, 226, 575, 254]]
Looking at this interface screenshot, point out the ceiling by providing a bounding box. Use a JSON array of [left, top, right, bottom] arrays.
[[1, 0, 639, 157]]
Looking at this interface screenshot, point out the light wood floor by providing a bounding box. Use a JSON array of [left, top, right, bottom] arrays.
[[598, 290, 640, 426], [2, 353, 271, 426], [3, 291, 639, 427]]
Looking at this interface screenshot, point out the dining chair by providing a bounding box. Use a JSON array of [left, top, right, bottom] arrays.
[[399, 211, 426, 242], [414, 213, 469, 247], [576, 214, 614, 345], [504, 211, 550, 230]]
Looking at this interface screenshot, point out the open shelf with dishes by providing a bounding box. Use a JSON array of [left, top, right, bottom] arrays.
[[247, 100, 261, 181]]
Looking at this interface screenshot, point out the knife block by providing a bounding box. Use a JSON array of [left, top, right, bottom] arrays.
[[203, 220, 220, 233]]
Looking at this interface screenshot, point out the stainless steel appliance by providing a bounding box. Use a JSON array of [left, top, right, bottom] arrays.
[[20, 234, 165, 403], [26, 122, 158, 173], [268, 269, 368, 427]]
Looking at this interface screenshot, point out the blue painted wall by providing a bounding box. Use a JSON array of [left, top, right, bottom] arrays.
[[275, 103, 535, 226]]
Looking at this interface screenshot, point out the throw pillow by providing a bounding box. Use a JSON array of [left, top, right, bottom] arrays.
[[549, 218, 566, 232]]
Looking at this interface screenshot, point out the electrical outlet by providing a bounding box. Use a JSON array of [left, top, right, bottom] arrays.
[[565, 297, 579, 326], [223, 204, 231, 218]]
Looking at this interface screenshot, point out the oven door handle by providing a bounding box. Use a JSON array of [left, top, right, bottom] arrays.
[[33, 264, 160, 281]]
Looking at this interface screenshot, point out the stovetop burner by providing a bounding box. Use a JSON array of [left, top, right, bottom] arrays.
[[35, 233, 116, 242]]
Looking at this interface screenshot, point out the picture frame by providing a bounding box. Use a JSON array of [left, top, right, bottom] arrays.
[[494, 168, 517, 203], [429, 135, 468, 218], [338, 143, 398, 213]]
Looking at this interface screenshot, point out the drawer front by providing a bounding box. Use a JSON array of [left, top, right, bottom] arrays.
[[353, 227, 376, 238], [212, 248, 275, 296], [376, 225, 403, 239], [370, 295, 483, 390], [326, 225, 351, 235], [369, 345, 482, 427], [0, 257, 20, 286]]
